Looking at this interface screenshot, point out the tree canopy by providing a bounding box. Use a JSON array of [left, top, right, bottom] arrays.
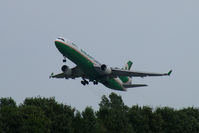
[[0, 93, 199, 133]]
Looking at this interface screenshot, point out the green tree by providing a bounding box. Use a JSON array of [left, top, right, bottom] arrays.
[[128, 105, 163, 133], [0, 97, 16, 108], [18, 105, 50, 133], [128, 105, 149, 133], [23, 97, 75, 133], [81, 107, 97, 133], [1, 93, 199, 133], [155, 107, 180, 133], [0, 106, 22, 133], [97, 93, 132, 133], [176, 107, 199, 133], [73, 111, 83, 133]]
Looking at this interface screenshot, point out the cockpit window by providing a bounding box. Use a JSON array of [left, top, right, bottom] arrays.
[[72, 43, 77, 47], [58, 37, 65, 42]]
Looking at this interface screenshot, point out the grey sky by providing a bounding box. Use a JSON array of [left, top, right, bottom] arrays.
[[0, 0, 199, 111]]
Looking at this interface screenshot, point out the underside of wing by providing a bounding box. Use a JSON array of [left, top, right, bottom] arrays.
[[51, 72, 65, 78], [94, 65, 172, 78], [111, 68, 172, 78], [50, 66, 84, 79]]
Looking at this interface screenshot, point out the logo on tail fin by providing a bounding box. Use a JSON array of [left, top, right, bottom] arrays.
[[124, 61, 133, 70]]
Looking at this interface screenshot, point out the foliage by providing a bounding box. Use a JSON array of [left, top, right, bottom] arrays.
[[0, 93, 199, 133]]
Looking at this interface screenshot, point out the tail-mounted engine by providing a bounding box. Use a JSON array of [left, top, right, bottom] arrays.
[[61, 65, 72, 76], [100, 64, 112, 74]]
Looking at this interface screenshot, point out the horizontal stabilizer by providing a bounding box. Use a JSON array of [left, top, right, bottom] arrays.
[[123, 84, 148, 88]]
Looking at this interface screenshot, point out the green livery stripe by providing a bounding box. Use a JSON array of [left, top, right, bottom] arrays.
[[55, 40, 96, 65], [55, 41, 98, 80], [119, 76, 129, 83], [103, 78, 124, 91]]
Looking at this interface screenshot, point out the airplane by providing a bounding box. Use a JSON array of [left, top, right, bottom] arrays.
[[50, 37, 172, 91]]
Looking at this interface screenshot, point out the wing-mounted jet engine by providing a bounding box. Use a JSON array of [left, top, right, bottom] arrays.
[[100, 64, 112, 75], [61, 65, 72, 76]]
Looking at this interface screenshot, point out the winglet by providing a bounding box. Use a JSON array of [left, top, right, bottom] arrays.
[[168, 70, 172, 76], [49, 72, 54, 79]]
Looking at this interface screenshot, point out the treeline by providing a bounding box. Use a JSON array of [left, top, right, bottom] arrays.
[[0, 93, 199, 133]]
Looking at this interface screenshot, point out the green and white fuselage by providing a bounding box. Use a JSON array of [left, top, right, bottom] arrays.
[[54, 38, 126, 91], [52, 37, 172, 91]]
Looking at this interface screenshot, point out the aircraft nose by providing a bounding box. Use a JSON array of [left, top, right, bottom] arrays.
[[54, 38, 63, 48], [55, 37, 65, 46], [54, 40, 59, 47]]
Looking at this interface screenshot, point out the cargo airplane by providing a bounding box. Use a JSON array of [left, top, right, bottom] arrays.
[[50, 37, 172, 91]]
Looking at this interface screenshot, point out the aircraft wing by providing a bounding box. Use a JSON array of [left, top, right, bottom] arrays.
[[111, 68, 172, 78], [50, 66, 84, 79], [94, 66, 172, 78], [50, 72, 65, 78]]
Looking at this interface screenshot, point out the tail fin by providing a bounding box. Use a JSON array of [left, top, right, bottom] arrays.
[[119, 61, 133, 83], [124, 61, 133, 70]]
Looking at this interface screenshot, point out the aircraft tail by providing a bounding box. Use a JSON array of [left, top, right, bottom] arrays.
[[119, 61, 133, 84], [124, 60, 133, 70], [120, 61, 148, 89]]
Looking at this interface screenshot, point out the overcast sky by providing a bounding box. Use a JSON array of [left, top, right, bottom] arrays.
[[0, 0, 199, 111]]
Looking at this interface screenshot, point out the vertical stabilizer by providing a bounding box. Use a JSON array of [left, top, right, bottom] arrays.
[[124, 61, 133, 70]]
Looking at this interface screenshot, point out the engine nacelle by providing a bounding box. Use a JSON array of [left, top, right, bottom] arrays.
[[61, 65, 72, 76], [100, 64, 112, 74]]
